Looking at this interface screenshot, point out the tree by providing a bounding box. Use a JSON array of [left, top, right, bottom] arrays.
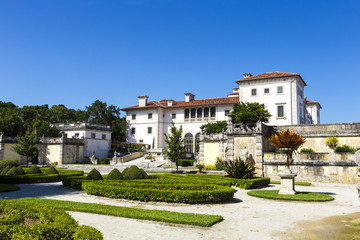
[[268, 129, 306, 171], [164, 123, 185, 173], [32, 120, 61, 137], [230, 102, 271, 124], [12, 129, 38, 167], [200, 121, 227, 134], [0, 108, 25, 136]]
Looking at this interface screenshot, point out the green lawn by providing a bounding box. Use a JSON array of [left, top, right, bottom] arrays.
[[15, 198, 223, 227], [270, 181, 312, 186], [0, 184, 20, 193], [247, 190, 334, 201]]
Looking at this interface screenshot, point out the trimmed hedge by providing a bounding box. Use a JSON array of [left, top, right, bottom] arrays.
[[62, 176, 88, 190], [0, 160, 18, 170], [178, 159, 196, 167], [107, 168, 124, 180], [0, 200, 103, 239], [82, 181, 235, 203], [98, 158, 112, 165], [0, 166, 12, 175], [45, 166, 59, 175], [123, 166, 148, 180], [87, 168, 103, 180], [27, 165, 42, 174], [6, 166, 21, 176]]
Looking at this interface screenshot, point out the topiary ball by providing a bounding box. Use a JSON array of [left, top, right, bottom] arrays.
[[0, 165, 13, 175], [17, 166, 25, 175], [107, 168, 124, 180], [123, 165, 147, 180], [6, 166, 21, 176], [86, 168, 103, 180], [45, 166, 59, 175], [27, 165, 42, 174]]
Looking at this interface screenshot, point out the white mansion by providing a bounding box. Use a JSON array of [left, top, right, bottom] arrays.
[[121, 71, 321, 153]]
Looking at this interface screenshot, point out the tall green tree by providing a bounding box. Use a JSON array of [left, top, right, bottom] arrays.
[[164, 123, 185, 173], [0, 108, 25, 136], [230, 102, 272, 124], [12, 129, 38, 167], [33, 120, 61, 137]]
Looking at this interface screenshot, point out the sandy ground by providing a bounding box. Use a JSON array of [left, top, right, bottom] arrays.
[[1, 182, 359, 240]]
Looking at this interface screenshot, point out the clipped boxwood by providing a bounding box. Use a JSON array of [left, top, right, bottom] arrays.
[[98, 158, 112, 165], [27, 165, 42, 174], [45, 166, 59, 175], [107, 168, 124, 180], [62, 176, 88, 190], [6, 166, 21, 176], [0, 160, 18, 170], [0, 200, 103, 239], [0, 165, 12, 175], [82, 181, 234, 203], [123, 165, 147, 180], [87, 168, 103, 180], [17, 166, 25, 175]]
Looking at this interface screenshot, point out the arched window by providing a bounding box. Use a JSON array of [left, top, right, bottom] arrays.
[[185, 133, 193, 153], [195, 133, 200, 153]]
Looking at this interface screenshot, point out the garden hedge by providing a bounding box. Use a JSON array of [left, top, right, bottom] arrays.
[[0, 200, 103, 239], [82, 181, 235, 203]]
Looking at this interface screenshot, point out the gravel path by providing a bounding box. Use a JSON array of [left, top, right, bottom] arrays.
[[1, 182, 359, 240]]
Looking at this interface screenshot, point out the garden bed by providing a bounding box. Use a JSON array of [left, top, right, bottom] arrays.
[[247, 190, 334, 201]]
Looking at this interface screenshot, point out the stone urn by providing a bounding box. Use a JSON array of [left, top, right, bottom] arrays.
[[278, 148, 297, 195]]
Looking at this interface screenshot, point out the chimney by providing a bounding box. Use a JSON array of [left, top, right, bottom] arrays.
[[243, 73, 252, 78], [233, 88, 239, 93], [184, 92, 195, 102], [138, 95, 149, 107], [167, 99, 175, 106]]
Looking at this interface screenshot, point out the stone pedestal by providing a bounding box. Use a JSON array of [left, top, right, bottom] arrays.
[[278, 172, 297, 195]]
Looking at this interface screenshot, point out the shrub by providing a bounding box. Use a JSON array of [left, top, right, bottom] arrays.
[[123, 165, 147, 180], [17, 166, 25, 175], [335, 144, 359, 153], [98, 158, 112, 164], [27, 165, 42, 174], [62, 176, 87, 190], [300, 148, 315, 153], [49, 161, 58, 165], [82, 181, 234, 203], [222, 158, 255, 179], [86, 168, 103, 180], [204, 164, 216, 170], [214, 157, 224, 170], [107, 168, 124, 180], [0, 160, 18, 170], [73, 225, 103, 240], [200, 121, 227, 134], [178, 159, 196, 167], [326, 136, 339, 149], [45, 166, 59, 175], [144, 154, 154, 160], [5, 166, 21, 176], [0, 165, 12, 175]]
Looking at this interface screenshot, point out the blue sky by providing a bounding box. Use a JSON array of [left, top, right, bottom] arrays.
[[0, 0, 359, 123]]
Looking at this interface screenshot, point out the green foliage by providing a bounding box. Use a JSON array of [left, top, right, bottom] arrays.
[[0, 184, 20, 193], [178, 159, 196, 167], [0, 165, 13, 175], [200, 121, 227, 134], [17, 166, 25, 175], [271, 180, 311, 186], [222, 158, 255, 179], [123, 165, 147, 180], [12, 129, 38, 166], [98, 158, 112, 164], [45, 166, 59, 174], [326, 136, 339, 149], [5, 166, 21, 176], [230, 102, 271, 124], [0, 108, 25, 136], [83, 181, 235, 203], [112, 142, 145, 152], [107, 168, 124, 180], [32, 120, 61, 137], [214, 157, 224, 170], [0, 160, 19, 170], [335, 144, 360, 153], [164, 123, 185, 173], [300, 148, 315, 153], [204, 164, 216, 170], [0, 200, 103, 239], [86, 168, 103, 180], [196, 164, 204, 169], [62, 176, 88, 190], [27, 165, 42, 174], [72, 225, 104, 240], [17, 198, 223, 227], [247, 190, 334, 201], [144, 154, 154, 160]]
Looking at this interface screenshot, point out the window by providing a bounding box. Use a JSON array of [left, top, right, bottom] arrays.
[[148, 113, 152, 119], [185, 133, 193, 153], [139, 140, 143, 143], [225, 110, 230, 116], [277, 86, 283, 94], [148, 127, 152, 134], [277, 105, 284, 118], [195, 133, 200, 153], [184, 109, 189, 119], [172, 113, 176, 119], [131, 127, 136, 135], [91, 133, 96, 139], [210, 107, 216, 118], [102, 134, 106, 140], [251, 89, 257, 96], [132, 114, 136, 120], [204, 108, 209, 118], [191, 108, 196, 119], [197, 108, 202, 119], [264, 88, 270, 94]]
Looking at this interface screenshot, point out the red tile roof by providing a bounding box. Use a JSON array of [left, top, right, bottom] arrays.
[[306, 100, 322, 108], [236, 71, 306, 86], [121, 96, 239, 111]]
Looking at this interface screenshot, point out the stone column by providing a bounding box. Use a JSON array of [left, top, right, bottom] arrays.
[[227, 136, 234, 161], [198, 136, 204, 164]]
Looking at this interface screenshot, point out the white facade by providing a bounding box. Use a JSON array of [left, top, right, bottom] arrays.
[[52, 122, 112, 158], [122, 71, 321, 153]]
